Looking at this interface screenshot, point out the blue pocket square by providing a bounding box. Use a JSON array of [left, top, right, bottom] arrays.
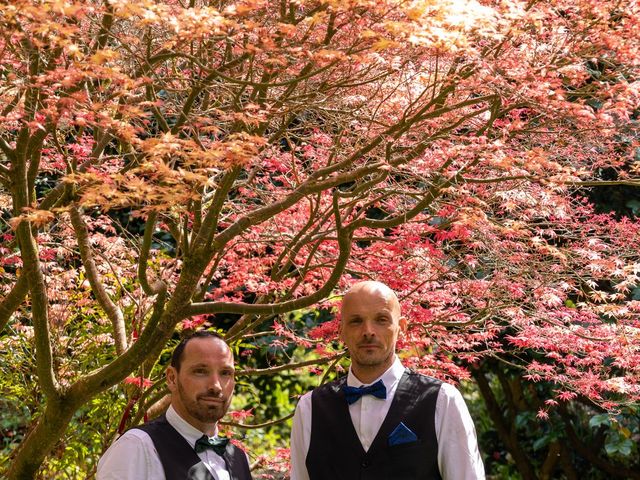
[[388, 422, 418, 446]]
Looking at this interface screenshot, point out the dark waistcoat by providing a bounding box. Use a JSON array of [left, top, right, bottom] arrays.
[[306, 369, 443, 480], [134, 415, 252, 480]]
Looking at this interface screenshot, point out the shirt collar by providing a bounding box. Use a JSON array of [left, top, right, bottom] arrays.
[[165, 404, 219, 445], [347, 356, 404, 389]]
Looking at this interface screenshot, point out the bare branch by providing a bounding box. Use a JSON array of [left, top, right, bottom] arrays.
[[0, 135, 15, 162], [221, 412, 294, 430], [188, 203, 354, 318], [0, 275, 29, 333], [192, 166, 242, 252], [463, 175, 640, 188], [211, 161, 384, 251], [69, 205, 127, 355], [236, 352, 345, 377], [567, 179, 640, 187], [138, 212, 167, 297], [14, 220, 59, 397]]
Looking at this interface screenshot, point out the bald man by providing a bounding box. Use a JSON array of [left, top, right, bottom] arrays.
[[290, 281, 484, 480]]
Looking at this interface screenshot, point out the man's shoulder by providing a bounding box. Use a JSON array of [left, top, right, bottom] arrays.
[[97, 424, 162, 479], [131, 414, 169, 435], [101, 425, 156, 457], [115, 426, 154, 443], [400, 368, 445, 398], [227, 440, 251, 465], [107, 424, 157, 453], [404, 368, 444, 384]]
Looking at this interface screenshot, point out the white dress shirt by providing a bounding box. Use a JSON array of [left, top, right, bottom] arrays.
[[290, 357, 485, 480], [97, 405, 231, 480]]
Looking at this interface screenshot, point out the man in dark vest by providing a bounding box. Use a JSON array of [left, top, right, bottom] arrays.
[[97, 331, 252, 480], [290, 281, 484, 480]]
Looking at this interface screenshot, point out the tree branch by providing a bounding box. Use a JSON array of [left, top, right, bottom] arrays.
[[0, 135, 15, 162], [187, 204, 354, 318], [567, 179, 640, 187], [10, 122, 59, 396], [193, 166, 242, 252], [0, 274, 29, 333], [69, 205, 127, 355], [558, 405, 640, 479], [236, 352, 344, 377], [221, 412, 294, 430], [471, 366, 538, 480], [94, 0, 115, 52], [14, 220, 59, 398], [138, 212, 167, 297]]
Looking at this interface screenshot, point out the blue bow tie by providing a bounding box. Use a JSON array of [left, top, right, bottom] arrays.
[[194, 435, 229, 455], [342, 379, 387, 405]]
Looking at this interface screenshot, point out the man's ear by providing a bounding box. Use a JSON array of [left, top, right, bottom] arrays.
[[166, 366, 177, 392], [399, 316, 407, 333]]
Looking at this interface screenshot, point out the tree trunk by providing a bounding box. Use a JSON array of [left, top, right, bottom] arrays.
[[7, 395, 79, 480], [471, 367, 539, 480]]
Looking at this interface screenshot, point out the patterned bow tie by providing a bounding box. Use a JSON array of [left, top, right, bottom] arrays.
[[194, 435, 229, 456], [342, 379, 387, 405]]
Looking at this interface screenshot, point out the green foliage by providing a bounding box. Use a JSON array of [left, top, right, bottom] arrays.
[[1, 324, 40, 475], [0, 314, 127, 479], [487, 462, 522, 480], [3, 299, 638, 479], [466, 364, 640, 480], [227, 307, 341, 468], [38, 393, 126, 480], [589, 408, 639, 460]]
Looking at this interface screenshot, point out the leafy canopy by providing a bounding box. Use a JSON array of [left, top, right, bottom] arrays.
[[0, 0, 639, 477]]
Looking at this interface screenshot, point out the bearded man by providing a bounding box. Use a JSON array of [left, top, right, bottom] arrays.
[[97, 331, 251, 480]]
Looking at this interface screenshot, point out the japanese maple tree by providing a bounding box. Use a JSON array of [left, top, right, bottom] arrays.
[[0, 0, 639, 478]]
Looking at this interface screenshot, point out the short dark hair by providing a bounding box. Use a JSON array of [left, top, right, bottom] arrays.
[[170, 330, 225, 371]]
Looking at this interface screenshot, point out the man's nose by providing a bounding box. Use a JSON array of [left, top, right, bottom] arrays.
[[208, 375, 223, 394], [362, 321, 376, 337]]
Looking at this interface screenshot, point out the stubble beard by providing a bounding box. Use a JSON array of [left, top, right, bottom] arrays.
[[354, 348, 393, 368], [178, 381, 228, 424]]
